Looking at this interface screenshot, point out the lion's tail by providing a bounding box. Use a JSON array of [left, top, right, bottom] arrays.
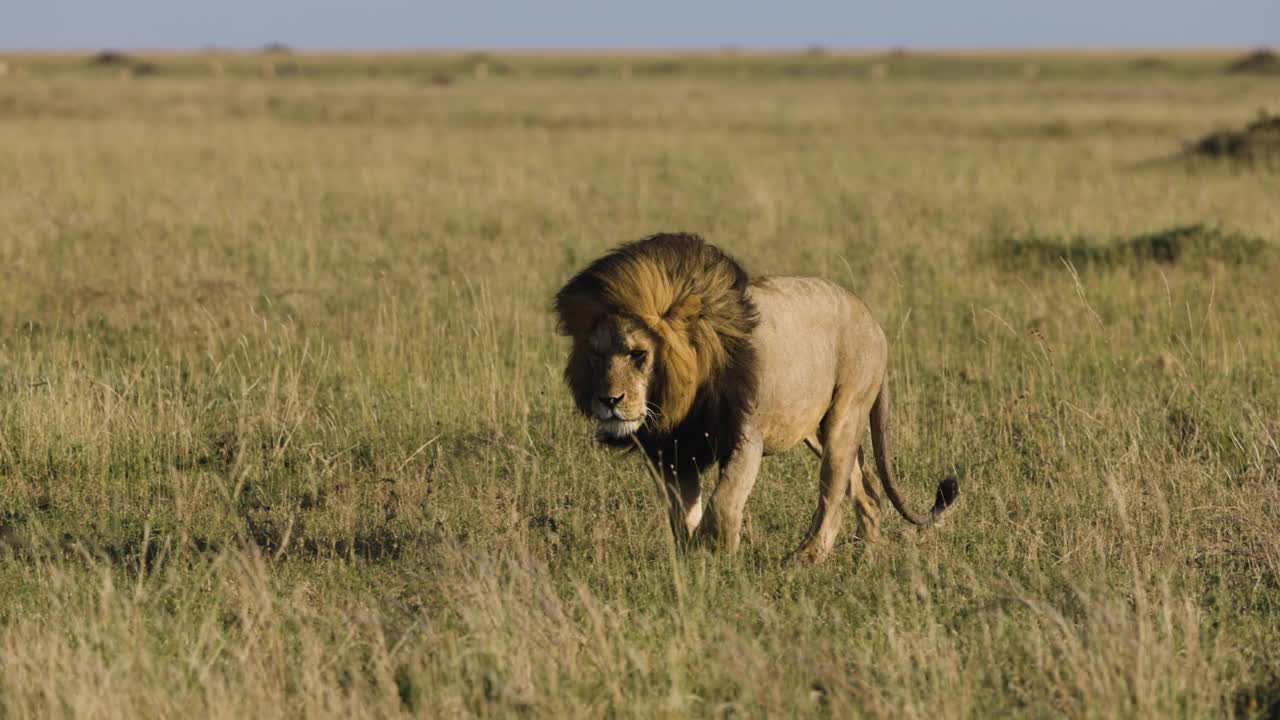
[[868, 378, 958, 526]]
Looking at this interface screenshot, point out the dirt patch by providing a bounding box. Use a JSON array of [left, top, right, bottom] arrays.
[[1180, 113, 1280, 168], [1225, 48, 1280, 74], [991, 224, 1273, 271]]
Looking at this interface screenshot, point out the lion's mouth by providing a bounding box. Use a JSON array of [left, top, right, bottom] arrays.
[[598, 417, 643, 438]]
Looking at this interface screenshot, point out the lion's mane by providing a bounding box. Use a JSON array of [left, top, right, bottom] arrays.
[[553, 233, 760, 467]]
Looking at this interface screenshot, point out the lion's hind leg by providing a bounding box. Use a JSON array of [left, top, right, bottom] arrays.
[[850, 446, 881, 543], [797, 409, 868, 561], [806, 435, 879, 544]]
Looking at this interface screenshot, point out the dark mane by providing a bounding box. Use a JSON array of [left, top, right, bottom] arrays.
[[554, 233, 760, 470]]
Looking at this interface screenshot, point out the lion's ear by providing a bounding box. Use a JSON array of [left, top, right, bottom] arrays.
[[665, 294, 702, 325]]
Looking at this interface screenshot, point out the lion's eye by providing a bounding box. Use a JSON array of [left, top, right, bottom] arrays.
[[629, 349, 648, 363]]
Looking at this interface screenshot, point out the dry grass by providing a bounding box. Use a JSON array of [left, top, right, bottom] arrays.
[[0, 51, 1277, 718]]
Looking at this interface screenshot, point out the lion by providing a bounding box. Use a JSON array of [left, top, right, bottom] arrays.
[[553, 233, 957, 561]]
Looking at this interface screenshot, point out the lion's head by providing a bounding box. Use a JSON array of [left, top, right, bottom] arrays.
[[553, 233, 759, 453]]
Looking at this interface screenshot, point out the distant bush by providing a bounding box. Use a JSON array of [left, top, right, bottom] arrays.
[[88, 50, 131, 66], [1181, 112, 1280, 168], [1225, 48, 1279, 74]]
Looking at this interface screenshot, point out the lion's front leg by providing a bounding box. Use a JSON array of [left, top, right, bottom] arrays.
[[657, 459, 704, 544], [699, 431, 764, 553]]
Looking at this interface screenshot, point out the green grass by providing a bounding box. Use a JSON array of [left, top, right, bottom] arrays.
[[0, 51, 1278, 718]]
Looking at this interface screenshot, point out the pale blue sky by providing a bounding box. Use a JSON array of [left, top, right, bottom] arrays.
[[4, 0, 1276, 51]]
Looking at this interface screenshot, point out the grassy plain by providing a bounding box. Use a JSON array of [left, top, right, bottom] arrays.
[[0, 50, 1277, 718]]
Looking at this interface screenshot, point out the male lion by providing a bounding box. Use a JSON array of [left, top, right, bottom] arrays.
[[553, 233, 957, 561]]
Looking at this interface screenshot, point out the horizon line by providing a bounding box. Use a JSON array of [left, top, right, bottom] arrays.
[[1, 44, 1270, 55]]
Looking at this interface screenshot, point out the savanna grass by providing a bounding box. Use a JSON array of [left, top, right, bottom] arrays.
[[0, 51, 1277, 718]]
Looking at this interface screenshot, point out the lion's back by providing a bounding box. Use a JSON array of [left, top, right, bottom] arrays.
[[748, 276, 882, 346]]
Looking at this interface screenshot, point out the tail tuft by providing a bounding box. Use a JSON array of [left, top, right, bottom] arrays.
[[931, 476, 959, 517]]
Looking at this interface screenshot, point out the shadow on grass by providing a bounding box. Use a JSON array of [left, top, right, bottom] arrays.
[[1234, 673, 1280, 720], [0, 510, 414, 569], [988, 224, 1274, 272]]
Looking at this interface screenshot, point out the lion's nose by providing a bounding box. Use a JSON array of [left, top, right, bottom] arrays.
[[599, 394, 624, 409]]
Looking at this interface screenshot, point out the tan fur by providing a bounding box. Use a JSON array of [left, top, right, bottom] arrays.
[[555, 234, 957, 561]]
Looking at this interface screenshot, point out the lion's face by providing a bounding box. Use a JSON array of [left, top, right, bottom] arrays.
[[574, 315, 658, 438]]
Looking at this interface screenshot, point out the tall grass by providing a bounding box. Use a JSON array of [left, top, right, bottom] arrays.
[[0, 53, 1277, 717]]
